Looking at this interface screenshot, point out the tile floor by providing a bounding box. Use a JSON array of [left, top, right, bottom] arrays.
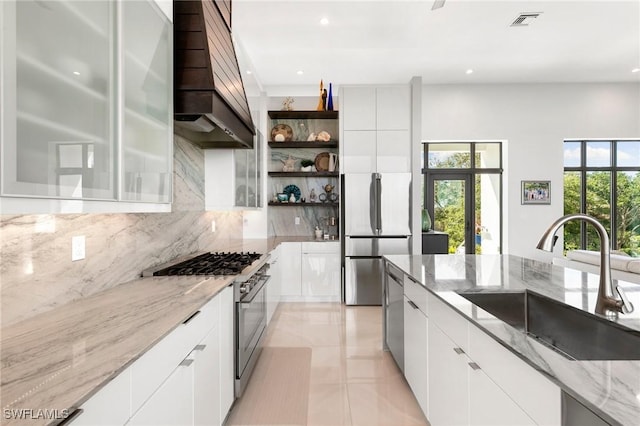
[[226, 302, 429, 426]]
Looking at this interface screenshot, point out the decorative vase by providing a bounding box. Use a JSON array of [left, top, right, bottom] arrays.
[[327, 83, 334, 111], [421, 209, 432, 232], [316, 80, 325, 111]]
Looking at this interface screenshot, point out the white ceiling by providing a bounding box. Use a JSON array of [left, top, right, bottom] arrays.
[[232, 0, 640, 88]]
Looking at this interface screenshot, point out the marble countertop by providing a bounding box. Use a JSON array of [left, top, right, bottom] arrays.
[[0, 275, 234, 426], [384, 254, 640, 426]]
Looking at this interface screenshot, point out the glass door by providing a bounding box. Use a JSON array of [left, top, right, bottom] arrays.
[[427, 174, 474, 254]]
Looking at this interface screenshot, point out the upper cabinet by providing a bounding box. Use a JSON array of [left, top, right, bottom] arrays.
[[341, 86, 410, 131], [340, 85, 411, 173], [0, 0, 172, 213]]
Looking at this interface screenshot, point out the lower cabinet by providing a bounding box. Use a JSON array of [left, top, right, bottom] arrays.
[[403, 295, 428, 418], [75, 285, 234, 426], [267, 245, 281, 324], [301, 242, 340, 299], [279, 242, 340, 301]]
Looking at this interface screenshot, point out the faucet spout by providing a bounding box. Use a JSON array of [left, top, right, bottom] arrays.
[[536, 213, 634, 316]]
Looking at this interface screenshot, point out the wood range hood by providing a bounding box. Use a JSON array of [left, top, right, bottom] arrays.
[[174, 0, 255, 149]]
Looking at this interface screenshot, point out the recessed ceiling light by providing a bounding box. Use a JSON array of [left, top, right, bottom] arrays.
[[320, 17, 329, 25], [73, 71, 80, 76], [632, 68, 640, 73], [297, 70, 304, 75], [466, 69, 474, 75], [246, 70, 252, 75]]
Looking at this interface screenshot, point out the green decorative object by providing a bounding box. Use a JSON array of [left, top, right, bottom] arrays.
[[421, 209, 432, 232]]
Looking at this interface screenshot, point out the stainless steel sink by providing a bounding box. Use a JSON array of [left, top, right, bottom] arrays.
[[458, 291, 640, 360]]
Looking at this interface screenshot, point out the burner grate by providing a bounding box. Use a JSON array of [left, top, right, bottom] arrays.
[[154, 252, 261, 276]]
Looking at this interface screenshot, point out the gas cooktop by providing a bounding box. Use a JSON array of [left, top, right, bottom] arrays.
[[151, 252, 262, 276]]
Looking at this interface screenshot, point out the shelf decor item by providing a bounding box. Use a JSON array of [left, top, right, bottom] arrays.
[[300, 159, 314, 172], [283, 184, 301, 202], [314, 152, 331, 171], [281, 156, 296, 172], [282, 97, 294, 111], [421, 209, 432, 232], [327, 83, 334, 111], [271, 124, 293, 141], [316, 80, 324, 111]]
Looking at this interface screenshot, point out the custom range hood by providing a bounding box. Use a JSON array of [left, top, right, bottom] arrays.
[[174, 0, 255, 149]]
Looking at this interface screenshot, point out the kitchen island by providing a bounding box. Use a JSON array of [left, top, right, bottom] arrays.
[[384, 254, 640, 426]]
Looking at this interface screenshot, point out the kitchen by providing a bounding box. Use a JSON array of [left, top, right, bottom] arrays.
[[1, 0, 640, 425]]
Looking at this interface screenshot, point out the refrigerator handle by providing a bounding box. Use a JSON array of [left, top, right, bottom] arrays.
[[375, 173, 382, 233], [369, 174, 377, 234]]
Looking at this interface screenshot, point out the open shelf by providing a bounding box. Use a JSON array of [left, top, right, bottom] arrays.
[[268, 202, 339, 207], [268, 141, 338, 148], [268, 110, 338, 120], [268, 171, 339, 178]]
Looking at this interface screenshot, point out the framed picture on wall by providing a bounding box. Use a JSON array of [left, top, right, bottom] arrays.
[[521, 180, 551, 205]]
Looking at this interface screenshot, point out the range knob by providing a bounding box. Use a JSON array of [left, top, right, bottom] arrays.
[[239, 284, 249, 294]]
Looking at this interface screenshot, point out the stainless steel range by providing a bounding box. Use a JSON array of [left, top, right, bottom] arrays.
[[144, 251, 270, 397]]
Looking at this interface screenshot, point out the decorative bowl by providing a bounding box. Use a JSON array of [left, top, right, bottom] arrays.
[[277, 193, 288, 202]]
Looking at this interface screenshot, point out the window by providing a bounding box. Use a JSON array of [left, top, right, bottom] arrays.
[[563, 140, 640, 256], [422, 142, 503, 254]]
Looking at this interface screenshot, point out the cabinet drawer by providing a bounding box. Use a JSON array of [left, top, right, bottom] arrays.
[[301, 241, 339, 254], [403, 275, 428, 315], [468, 323, 561, 426], [130, 295, 220, 412], [428, 294, 468, 351]]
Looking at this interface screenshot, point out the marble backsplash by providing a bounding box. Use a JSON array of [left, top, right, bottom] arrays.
[[0, 136, 243, 326]]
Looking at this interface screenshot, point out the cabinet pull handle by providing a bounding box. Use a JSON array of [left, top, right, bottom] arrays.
[[468, 362, 481, 370], [179, 359, 194, 367], [453, 347, 465, 355], [57, 408, 84, 425], [407, 300, 419, 310], [182, 310, 201, 325], [194, 344, 207, 351]]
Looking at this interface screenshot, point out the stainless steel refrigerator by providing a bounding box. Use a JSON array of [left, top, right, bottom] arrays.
[[341, 173, 412, 305]]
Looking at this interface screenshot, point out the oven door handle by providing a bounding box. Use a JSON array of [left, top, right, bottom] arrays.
[[239, 275, 270, 304]]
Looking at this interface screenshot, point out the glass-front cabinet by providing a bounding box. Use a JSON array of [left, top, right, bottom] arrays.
[[0, 0, 172, 211]]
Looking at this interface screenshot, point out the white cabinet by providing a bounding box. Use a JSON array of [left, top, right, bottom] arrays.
[[76, 285, 234, 426], [341, 85, 411, 174], [427, 294, 546, 426], [267, 246, 282, 324], [74, 368, 132, 426], [218, 286, 234, 424], [205, 135, 263, 209], [193, 326, 221, 426], [279, 242, 340, 302], [403, 294, 428, 418], [427, 320, 470, 426], [279, 242, 302, 298], [341, 86, 409, 131], [0, 0, 172, 213], [301, 242, 340, 300], [128, 357, 194, 426]]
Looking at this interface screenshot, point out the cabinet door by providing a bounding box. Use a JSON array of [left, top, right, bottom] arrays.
[[469, 367, 536, 426], [403, 296, 428, 418], [301, 251, 340, 298], [267, 248, 281, 324], [218, 286, 235, 423], [128, 359, 194, 426], [193, 326, 221, 426], [1, 0, 115, 200], [121, 0, 172, 203], [279, 243, 302, 297], [342, 130, 376, 173], [341, 87, 376, 130], [427, 321, 469, 426], [376, 86, 410, 130], [74, 368, 131, 426], [376, 130, 411, 173], [235, 149, 249, 207]]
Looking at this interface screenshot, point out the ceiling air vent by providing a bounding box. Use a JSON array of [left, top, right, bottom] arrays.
[[510, 12, 542, 27]]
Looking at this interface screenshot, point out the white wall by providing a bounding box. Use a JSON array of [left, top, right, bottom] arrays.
[[422, 83, 640, 261]]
